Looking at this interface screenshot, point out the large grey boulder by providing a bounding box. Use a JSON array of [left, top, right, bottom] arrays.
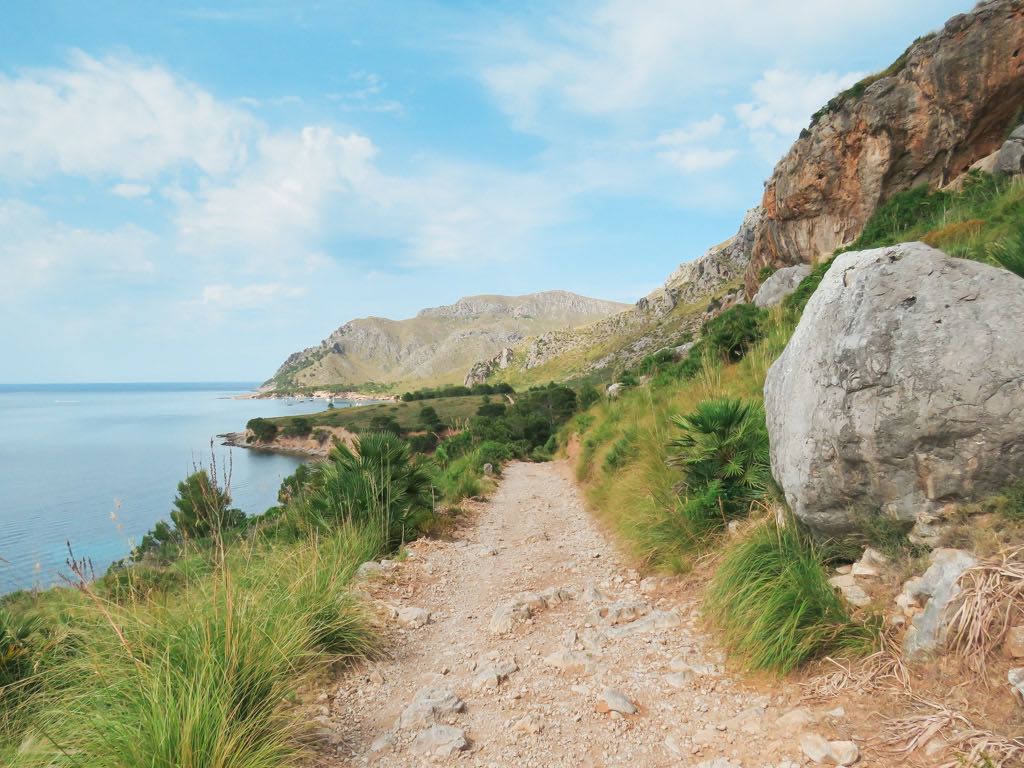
[[995, 124, 1024, 176], [765, 242, 1024, 537], [752, 264, 812, 308]]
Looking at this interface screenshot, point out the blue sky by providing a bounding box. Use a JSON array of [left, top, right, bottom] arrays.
[[0, 0, 971, 382]]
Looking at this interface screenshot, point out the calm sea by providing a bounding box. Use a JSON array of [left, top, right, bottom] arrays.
[[0, 383, 351, 594]]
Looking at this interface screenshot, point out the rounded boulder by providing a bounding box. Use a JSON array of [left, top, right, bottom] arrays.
[[764, 242, 1024, 537]]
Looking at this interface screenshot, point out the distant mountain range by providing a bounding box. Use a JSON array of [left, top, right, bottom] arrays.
[[265, 291, 629, 391]]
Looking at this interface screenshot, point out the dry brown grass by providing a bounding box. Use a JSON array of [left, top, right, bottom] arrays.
[[945, 548, 1024, 677], [802, 629, 909, 700], [876, 697, 1024, 768]]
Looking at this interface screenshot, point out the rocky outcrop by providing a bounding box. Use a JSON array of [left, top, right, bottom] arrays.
[[752, 264, 811, 309], [464, 347, 514, 387], [652, 207, 762, 310], [995, 124, 1024, 175], [764, 242, 1024, 538], [268, 291, 628, 391], [746, 0, 1024, 295]]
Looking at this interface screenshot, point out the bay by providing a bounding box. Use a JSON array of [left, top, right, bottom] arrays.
[[0, 383, 354, 594]]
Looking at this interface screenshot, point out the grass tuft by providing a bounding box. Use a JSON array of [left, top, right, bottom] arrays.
[[706, 517, 878, 674]]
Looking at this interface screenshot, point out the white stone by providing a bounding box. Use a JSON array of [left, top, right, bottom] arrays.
[[601, 688, 637, 715], [409, 725, 468, 757]]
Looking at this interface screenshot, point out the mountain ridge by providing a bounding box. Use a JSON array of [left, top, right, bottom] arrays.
[[266, 290, 629, 391]]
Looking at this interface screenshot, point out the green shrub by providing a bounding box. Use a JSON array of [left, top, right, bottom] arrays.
[[577, 384, 601, 410], [247, 417, 278, 443], [281, 417, 313, 438], [667, 398, 769, 517], [169, 469, 244, 541], [701, 304, 766, 362], [706, 519, 877, 674], [641, 481, 727, 567], [781, 257, 835, 317], [301, 433, 434, 547]]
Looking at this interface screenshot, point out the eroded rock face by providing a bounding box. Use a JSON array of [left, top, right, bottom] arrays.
[[764, 242, 1024, 537], [746, 0, 1024, 294]]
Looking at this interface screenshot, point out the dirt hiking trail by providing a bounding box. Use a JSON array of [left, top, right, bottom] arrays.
[[312, 461, 856, 767]]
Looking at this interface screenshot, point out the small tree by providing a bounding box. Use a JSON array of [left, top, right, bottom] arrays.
[[169, 469, 243, 539]]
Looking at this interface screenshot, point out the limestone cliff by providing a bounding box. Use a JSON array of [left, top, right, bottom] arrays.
[[746, 0, 1024, 294]]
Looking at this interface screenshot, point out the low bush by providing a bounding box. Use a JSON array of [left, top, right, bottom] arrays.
[[706, 518, 878, 674], [701, 304, 767, 362]]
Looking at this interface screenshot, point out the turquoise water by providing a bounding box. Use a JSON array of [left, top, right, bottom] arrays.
[[0, 383, 354, 593]]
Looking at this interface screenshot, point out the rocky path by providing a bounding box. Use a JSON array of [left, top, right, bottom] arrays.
[[313, 461, 830, 767]]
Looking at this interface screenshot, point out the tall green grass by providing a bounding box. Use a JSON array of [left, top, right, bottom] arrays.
[[706, 518, 877, 675], [9, 526, 377, 767]]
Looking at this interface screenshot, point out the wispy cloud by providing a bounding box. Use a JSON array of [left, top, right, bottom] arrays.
[[0, 200, 157, 299], [0, 50, 254, 180], [736, 68, 865, 156]]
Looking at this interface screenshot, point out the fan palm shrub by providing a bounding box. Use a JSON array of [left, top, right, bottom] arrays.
[[667, 397, 769, 519], [304, 432, 434, 547]]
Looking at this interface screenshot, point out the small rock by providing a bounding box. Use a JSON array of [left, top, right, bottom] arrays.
[[1005, 625, 1024, 659], [397, 606, 431, 629], [800, 732, 831, 764], [368, 732, 396, 754], [482, 462, 494, 476], [664, 672, 690, 689], [829, 740, 859, 766], [903, 549, 978, 656], [355, 561, 385, 579], [639, 576, 660, 594], [774, 708, 815, 733], [1009, 667, 1024, 705], [604, 609, 682, 639], [472, 658, 518, 690], [512, 714, 544, 735], [594, 600, 650, 625], [543, 649, 594, 675], [397, 687, 465, 730], [694, 759, 741, 768], [409, 725, 468, 757], [850, 562, 879, 578], [601, 688, 637, 715]]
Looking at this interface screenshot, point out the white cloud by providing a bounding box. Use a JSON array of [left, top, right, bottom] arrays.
[[476, 0, 913, 130], [177, 126, 380, 259], [0, 50, 253, 180], [659, 147, 738, 174], [111, 182, 152, 198], [655, 115, 726, 147], [0, 200, 156, 298], [736, 68, 865, 143], [201, 282, 306, 311]]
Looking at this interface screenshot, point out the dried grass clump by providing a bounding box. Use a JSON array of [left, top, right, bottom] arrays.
[[802, 629, 909, 700], [945, 548, 1024, 675], [876, 697, 1024, 768]]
